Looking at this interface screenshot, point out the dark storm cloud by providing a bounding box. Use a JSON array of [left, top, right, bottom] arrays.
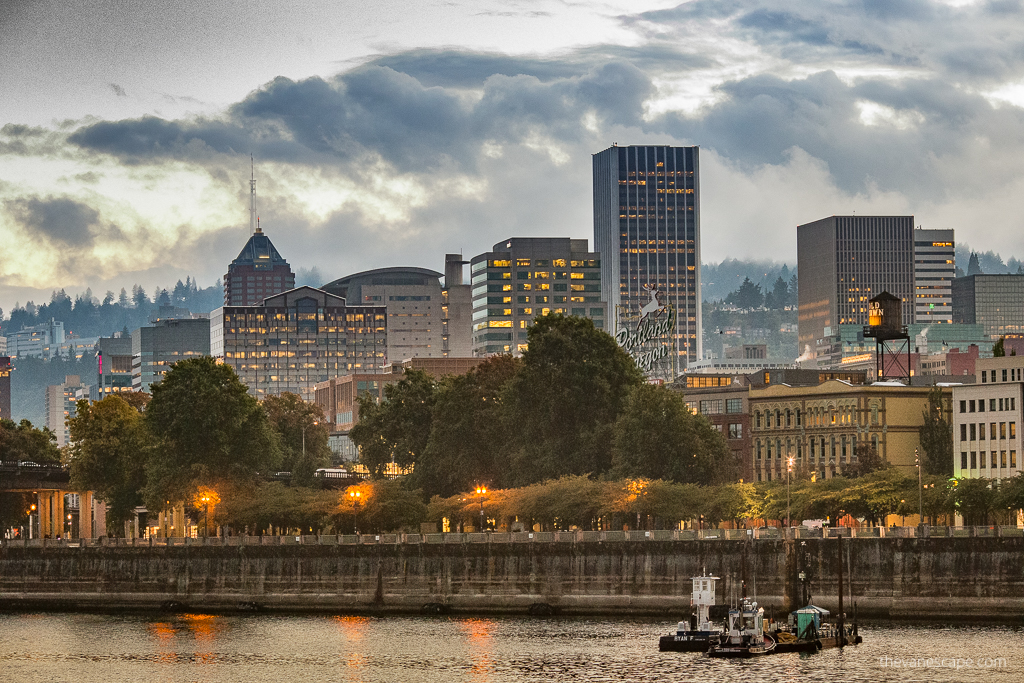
[[5, 196, 102, 247], [68, 61, 655, 173]]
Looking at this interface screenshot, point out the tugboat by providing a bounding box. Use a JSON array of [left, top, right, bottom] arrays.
[[659, 573, 723, 652], [706, 598, 775, 658], [771, 605, 829, 653]]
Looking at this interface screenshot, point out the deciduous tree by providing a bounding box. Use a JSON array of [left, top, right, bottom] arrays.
[[502, 314, 644, 485], [66, 396, 151, 533], [142, 357, 280, 510], [349, 369, 436, 479], [263, 392, 331, 485]]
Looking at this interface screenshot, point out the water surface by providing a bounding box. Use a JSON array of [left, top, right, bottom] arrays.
[[0, 613, 1019, 683]]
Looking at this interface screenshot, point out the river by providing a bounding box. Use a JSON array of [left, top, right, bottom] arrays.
[[0, 613, 1020, 682]]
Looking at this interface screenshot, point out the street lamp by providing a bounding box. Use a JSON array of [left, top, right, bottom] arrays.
[[475, 487, 488, 531], [301, 420, 319, 468], [200, 494, 210, 537], [349, 490, 362, 534], [787, 456, 794, 528], [66, 513, 72, 540], [27, 504, 36, 540]]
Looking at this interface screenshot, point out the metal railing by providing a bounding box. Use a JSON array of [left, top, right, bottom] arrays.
[[4, 525, 1022, 549]]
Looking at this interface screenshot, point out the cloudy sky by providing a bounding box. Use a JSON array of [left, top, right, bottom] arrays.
[[2, 0, 1023, 314]]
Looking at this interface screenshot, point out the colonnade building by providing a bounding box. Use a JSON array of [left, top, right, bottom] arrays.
[[211, 286, 387, 402]]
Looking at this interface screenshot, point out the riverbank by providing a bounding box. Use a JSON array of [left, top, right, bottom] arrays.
[[2, 535, 1022, 621]]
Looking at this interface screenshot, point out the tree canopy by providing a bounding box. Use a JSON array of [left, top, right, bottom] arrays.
[[66, 395, 151, 533], [262, 392, 330, 485], [502, 314, 645, 485], [142, 357, 280, 510], [611, 383, 737, 484], [0, 418, 61, 463], [349, 369, 436, 479]]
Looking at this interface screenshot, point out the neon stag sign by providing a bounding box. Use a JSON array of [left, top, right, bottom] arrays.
[[616, 284, 675, 372]]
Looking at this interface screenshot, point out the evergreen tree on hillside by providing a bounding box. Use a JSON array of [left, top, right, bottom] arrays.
[[967, 252, 983, 275]]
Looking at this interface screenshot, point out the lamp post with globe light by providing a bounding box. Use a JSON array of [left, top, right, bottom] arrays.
[[475, 487, 488, 531], [349, 490, 362, 535]]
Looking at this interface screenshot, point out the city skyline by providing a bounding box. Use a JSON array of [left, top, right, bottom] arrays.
[[5, 2, 1024, 315]]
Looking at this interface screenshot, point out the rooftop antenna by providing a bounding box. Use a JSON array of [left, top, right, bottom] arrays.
[[249, 154, 258, 235]]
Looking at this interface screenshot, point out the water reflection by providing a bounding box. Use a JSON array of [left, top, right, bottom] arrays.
[[459, 618, 496, 682], [0, 614, 1019, 683]]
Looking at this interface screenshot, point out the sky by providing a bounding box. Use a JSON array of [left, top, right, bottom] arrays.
[[3, 0, 1024, 315]]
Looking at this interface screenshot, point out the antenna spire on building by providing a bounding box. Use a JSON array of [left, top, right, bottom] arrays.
[[249, 154, 257, 235]]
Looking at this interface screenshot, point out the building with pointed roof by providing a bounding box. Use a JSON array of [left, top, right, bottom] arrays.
[[223, 227, 296, 306]]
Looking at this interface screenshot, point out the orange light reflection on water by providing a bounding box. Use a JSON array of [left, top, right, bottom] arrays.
[[146, 614, 225, 667], [334, 615, 370, 680], [459, 618, 496, 682]]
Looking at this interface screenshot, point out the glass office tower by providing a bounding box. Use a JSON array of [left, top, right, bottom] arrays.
[[593, 145, 701, 371]]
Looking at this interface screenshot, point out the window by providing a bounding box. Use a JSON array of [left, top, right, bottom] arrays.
[[990, 398, 997, 412], [979, 400, 985, 413], [1001, 422, 1007, 439], [796, 409, 802, 426], [729, 423, 743, 439], [1012, 451, 1017, 468], [969, 400, 976, 413], [755, 412, 762, 428], [726, 398, 743, 414], [960, 400, 966, 413], [991, 451, 998, 468], [979, 423, 985, 440], [971, 451, 977, 468], [961, 424, 968, 441], [1001, 450, 1008, 467], [1000, 398, 1005, 411], [756, 440, 762, 459], [970, 423, 977, 440], [1004, 369, 1009, 382], [961, 452, 968, 469], [700, 400, 723, 415], [982, 370, 987, 383], [991, 422, 997, 440], [1011, 422, 1016, 439], [786, 410, 792, 427]]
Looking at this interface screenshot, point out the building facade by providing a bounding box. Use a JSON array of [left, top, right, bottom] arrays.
[[132, 318, 211, 393], [749, 380, 943, 482], [469, 238, 606, 356], [952, 356, 1023, 481], [442, 254, 473, 357], [952, 274, 1024, 340], [45, 375, 89, 447], [322, 267, 446, 362], [797, 216, 916, 353], [914, 228, 955, 325], [593, 144, 701, 367], [223, 227, 296, 306], [211, 286, 387, 402], [5, 319, 65, 359], [95, 335, 134, 399], [674, 374, 752, 482]]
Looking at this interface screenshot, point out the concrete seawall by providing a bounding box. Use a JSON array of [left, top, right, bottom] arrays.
[[2, 536, 1022, 620]]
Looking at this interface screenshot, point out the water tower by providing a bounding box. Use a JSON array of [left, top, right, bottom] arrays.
[[863, 292, 911, 382]]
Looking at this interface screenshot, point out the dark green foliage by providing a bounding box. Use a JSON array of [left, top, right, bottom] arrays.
[[262, 392, 331, 485], [142, 357, 281, 509], [919, 386, 954, 476], [337, 480, 428, 533], [66, 396, 150, 533], [993, 336, 1006, 357], [0, 492, 35, 533], [412, 355, 522, 496], [611, 384, 737, 484], [845, 441, 887, 478], [215, 481, 339, 534], [349, 369, 436, 479], [501, 315, 645, 486], [0, 418, 61, 462], [729, 277, 764, 309]]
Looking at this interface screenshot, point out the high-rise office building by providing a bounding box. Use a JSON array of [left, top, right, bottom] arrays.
[[223, 228, 295, 306], [914, 228, 955, 324], [797, 215, 915, 352], [211, 286, 387, 402], [952, 274, 1024, 339], [132, 318, 211, 393], [469, 238, 606, 356], [593, 144, 701, 369]]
